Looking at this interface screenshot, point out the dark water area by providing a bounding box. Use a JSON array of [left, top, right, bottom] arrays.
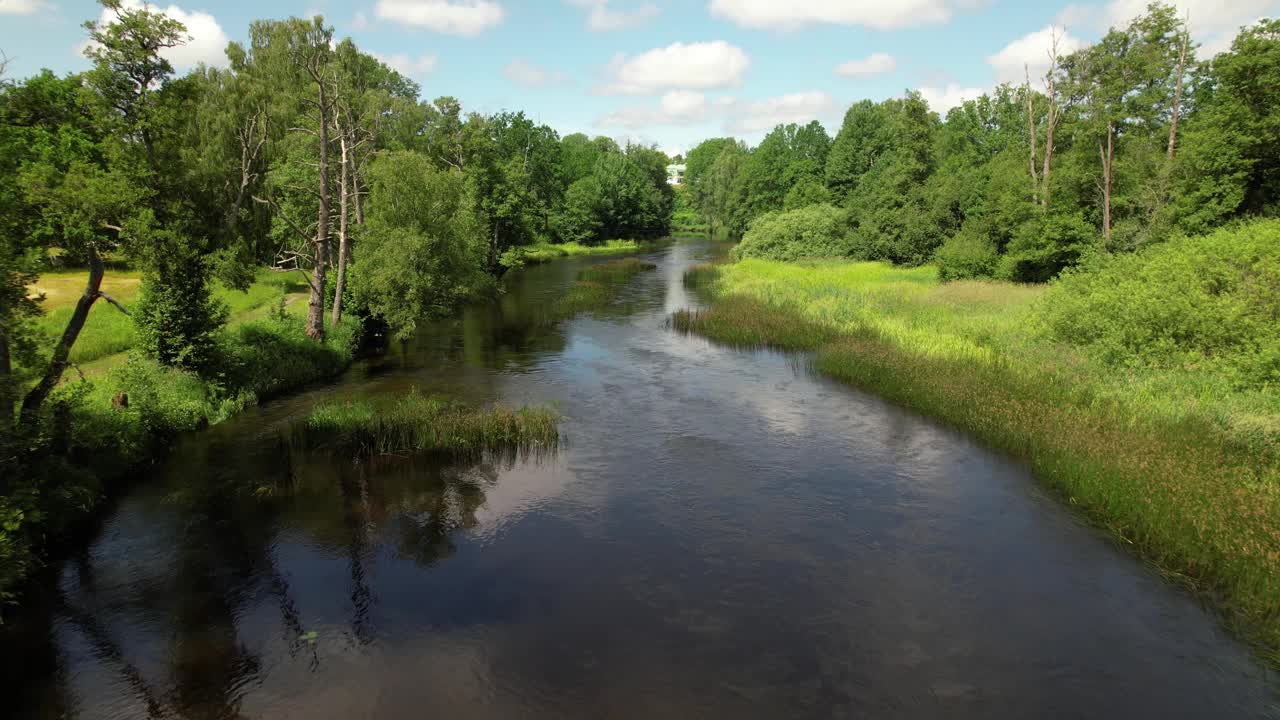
[[4, 238, 1278, 719]]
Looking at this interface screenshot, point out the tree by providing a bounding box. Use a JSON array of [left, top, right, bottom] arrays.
[[352, 152, 486, 339]]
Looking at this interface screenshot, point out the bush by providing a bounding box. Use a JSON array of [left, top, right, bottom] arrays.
[[999, 212, 1097, 283], [218, 315, 358, 400], [733, 204, 853, 261], [934, 230, 998, 281], [1039, 220, 1280, 390]]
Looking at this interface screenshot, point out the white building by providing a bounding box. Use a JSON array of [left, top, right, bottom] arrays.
[[666, 164, 686, 186]]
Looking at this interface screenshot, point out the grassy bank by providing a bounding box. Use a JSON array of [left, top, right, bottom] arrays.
[[676, 258, 1280, 665], [30, 268, 310, 369], [2, 270, 352, 609], [295, 391, 560, 458]]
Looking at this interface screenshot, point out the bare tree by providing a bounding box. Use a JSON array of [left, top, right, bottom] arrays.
[[1099, 122, 1114, 245], [1025, 64, 1040, 205], [289, 18, 334, 341], [1041, 28, 1062, 209], [1167, 16, 1191, 162]]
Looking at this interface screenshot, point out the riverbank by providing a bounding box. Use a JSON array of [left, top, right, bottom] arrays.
[[2, 268, 353, 609], [675, 258, 1280, 665]]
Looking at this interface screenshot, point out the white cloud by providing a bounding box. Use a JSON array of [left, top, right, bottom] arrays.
[[504, 58, 566, 87], [835, 52, 897, 79], [88, 1, 229, 68], [917, 83, 986, 114], [595, 90, 714, 128], [726, 90, 836, 132], [0, 0, 47, 15], [373, 51, 438, 76], [708, 0, 969, 31], [1102, 0, 1277, 35], [375, 0, 504, 36], [1053, 4, 1092, 28], [986, 26, 1084, 85], [596, 88, 835, 134], [352, 11, 371, 30], [1058, 0, 1280, 57], [598, 41, 750, 95], [565, 0, 658, 31]]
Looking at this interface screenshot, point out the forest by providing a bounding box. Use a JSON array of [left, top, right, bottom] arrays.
[[684, 4, 1278, 283], [0, 1, 674, 599]]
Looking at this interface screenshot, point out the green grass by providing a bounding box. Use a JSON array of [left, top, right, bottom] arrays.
[[27, 267, 311, 370], [679, 258, 1280, 666], [295, 391, 561, 458], [513, 239, 658, 265]]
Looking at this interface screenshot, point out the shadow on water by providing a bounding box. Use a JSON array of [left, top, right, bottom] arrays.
[[4, 237, 1280, 719]]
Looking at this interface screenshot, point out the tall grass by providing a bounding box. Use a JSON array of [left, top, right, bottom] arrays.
[[554, 258, 658, 317], [512, 239, 657, 265], [577, 257, 657, 282], [295, 391, 561, 458], [679, 259, 1280, 665]]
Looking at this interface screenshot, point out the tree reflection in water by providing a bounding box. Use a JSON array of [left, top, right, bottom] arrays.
[[4, 429, 552, 720]]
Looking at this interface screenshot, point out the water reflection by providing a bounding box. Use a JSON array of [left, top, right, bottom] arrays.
[[4, 238, 1279, 720]]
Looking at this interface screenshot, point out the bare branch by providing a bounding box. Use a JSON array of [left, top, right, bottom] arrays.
[[97, 292, 130, 315]]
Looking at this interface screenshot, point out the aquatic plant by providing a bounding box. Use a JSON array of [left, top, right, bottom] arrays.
[[296, 391, 561, 459]]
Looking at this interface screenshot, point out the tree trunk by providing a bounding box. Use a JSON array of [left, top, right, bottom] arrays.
[[306, 81, 331, 341], [1041, 32, 1060, 210], [351, 164, 365, 226], [1025, 65, 1040, 205], [1099, 124, 1114, 245], [1167, 29, 1189, 162], [331, 125, 350, 327], [21, 246, 104, 421]]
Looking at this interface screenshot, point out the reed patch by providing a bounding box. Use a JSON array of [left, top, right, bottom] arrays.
[[294, 391, 561, 459]]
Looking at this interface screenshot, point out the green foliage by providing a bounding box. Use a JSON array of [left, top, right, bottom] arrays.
[[554, 177, 604, 245], [733, 205, 852, 261], [133, 236, 229, 371], [218, 315, 358, 400], [1039, 220, 1280, 390], [352, 152, 487, 340], [998, 211, 1098, 283], [934, 230, 998, 281]]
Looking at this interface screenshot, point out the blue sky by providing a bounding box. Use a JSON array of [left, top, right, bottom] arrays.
[[2, 0, 1276, 154]]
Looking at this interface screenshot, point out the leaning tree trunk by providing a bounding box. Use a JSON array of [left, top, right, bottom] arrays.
[[21, 246, 105, 422], [330, 127, 351, 327], [306, 82, 331, 341]]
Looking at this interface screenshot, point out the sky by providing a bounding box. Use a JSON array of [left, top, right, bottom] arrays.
[[2, 0, 1277, 155]]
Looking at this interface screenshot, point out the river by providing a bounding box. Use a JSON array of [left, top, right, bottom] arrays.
[[4, 237, 1277, 719]]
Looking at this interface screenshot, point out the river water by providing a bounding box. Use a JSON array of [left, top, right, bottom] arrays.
[[4, 238, 1277, 719]]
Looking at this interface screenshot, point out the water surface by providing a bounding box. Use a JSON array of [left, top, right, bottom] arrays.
[[5, 239, 1278, 719]]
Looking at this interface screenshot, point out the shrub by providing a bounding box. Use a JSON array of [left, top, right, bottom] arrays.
[[1038, 220, 1280, 390], [218, 316, 358, 400], [999, 212, 1098, 283], [733, 204, 853, 261], [934, 230, 998, 281]]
